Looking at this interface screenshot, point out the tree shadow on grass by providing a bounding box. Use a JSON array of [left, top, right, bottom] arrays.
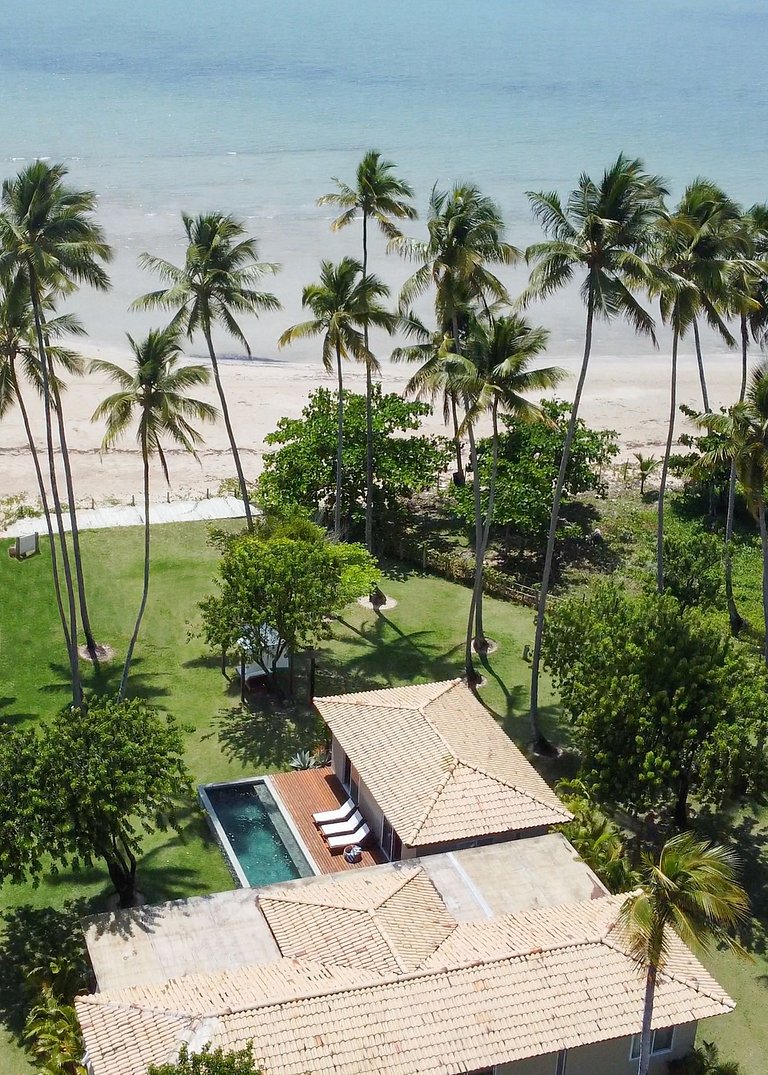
[[38, 656, 171, 706], [0, 696, 36, 725], [214, 700, 325, 770], [0, 899, 92, 1038], [695, 807, 768, 957], [320, 613, 462, 693]]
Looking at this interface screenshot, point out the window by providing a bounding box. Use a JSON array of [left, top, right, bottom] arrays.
[[350, 765, 359, 803], [342, 751, 351, 788], [381, 817, 403, 862], [555, 1050, 568, 1075], [630, 1027, 675, 1060]]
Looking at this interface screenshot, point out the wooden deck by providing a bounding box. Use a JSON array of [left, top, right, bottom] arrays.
[[270, 767, 385, 875]]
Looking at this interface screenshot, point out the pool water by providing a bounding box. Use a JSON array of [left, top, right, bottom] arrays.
[[202, 780, 314, 887]]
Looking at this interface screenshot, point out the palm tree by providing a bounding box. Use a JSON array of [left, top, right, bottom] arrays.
[[523, 154, 666, 750], [0, 272, 85, 663], [654, 181, 744, 594], [92, 327, 216, 698], [134, 212, 280, 532], [0, 161, 112, 702], [619, 832, 748, 1075], [720, 205, 768, 634], [278, 258, 396, 540], [318, 151, 416, 553], [454, 315, 563, 679], [396, 183, 519, 482], [697, 361, 768, 663]]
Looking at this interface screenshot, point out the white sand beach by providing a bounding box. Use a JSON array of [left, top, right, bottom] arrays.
[[0, 340, 746, 508]]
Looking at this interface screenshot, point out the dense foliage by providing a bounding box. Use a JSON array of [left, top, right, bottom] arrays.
[[148, 1044, 264, 1075], [452, 399, 618, 549], [0, 696, 190, 905], [257, 385, 451, 541], [656, 524, 724, 609], [543, 582, 768, 824], [198, 520, 379, 685]]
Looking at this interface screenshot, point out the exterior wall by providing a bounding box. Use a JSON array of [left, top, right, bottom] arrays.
[[494, 1023, 697, 1075], [400, 827, 550, 860], [330, 737, 344, 779], [330, 737, 387, 852]]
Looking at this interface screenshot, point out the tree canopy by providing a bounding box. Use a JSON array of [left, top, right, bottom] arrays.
[[0, 696, 190, 906], [543, 582, 768, 824], [256, 385, 451, 540], [148, 1044, 263, 1075]]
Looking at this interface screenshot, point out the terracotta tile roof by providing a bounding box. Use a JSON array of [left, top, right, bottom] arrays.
[[76, 892, 733, 1075], [259, 866, 456, 975], [313, 679, 571, 845]]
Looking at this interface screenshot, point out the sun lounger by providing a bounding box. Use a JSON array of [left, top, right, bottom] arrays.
[[326, 822, 370, 852], [312, 798, 354, 826], [320, 809, 364, 838]]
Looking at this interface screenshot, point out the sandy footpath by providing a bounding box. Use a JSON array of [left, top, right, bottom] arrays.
[[0, 341, 746, 507]]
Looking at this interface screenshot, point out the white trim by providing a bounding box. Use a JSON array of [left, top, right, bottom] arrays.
[[446, 851, 495, 918], [264, 775, 322, 876], [630, 1027, 675, 1061]]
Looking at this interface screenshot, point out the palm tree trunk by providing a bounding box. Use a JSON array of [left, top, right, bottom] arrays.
[[465, 420, 484, 681], [362, 212, 375, 554], [474, 400, 500, 653], [656, 326, 680, 594], [202, 321, 254, 532], [49, 373, 100, 663], [334, 342, 344, 541], [450, 393, 464, 481], [724, 316, 749, 635], [692, 317, 710, 412], [637, 962, 658, 1075], [759, 497, 768, 667], [28, 265, 81, 706], [14, 372, 72, 654], [119, 427, 151, 699], [529, 294, 595, 751]]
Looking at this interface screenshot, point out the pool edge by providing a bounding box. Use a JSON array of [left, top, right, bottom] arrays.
[[263, 775, 321, 877], [197, 783, 251, 888]]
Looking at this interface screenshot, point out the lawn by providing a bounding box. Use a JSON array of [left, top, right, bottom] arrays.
[[0, 521, 560, 1075], [0, 517, 765, 1074]]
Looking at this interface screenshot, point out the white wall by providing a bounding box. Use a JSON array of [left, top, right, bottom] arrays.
[[495, 1023, 697, 1074]]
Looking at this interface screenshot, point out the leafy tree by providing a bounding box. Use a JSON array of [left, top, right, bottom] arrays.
[[257, 385, 450, 541], [0, 697, 191, 907], [91, 327, 216, 698], [543, 582, 768, 825], [633, 452, 660, 495], [668, 1041, 743, 1075], [198, 529, 378, 690], [523, 153, 666, 747], [556, 780, 638, 893], [278, 257, 396, 540], [318, 150, 415, 552], [452, 399, 618, 550], [619, 833, 748, 1075], [0, 161, 112, 693], [134, 212, 280, 532], [396, 183, 518, 480], [655, 525, 723, 610], [23, 982, 86, 1075], [148, 1044, 263, 1075]]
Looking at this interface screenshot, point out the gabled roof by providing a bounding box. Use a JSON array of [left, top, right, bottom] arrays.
[[313, 679, 571, 844], [259, 865, 456, 975], [76, 891, 733, 1075]]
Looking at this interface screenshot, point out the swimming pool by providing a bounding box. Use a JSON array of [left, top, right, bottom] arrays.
[[199, 778, 316, 887]]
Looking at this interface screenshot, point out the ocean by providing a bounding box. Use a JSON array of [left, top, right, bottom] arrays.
[[1, 0, 767, 360]]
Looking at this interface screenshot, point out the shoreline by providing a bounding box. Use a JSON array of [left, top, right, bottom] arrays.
[[0, 338, 745, 508]]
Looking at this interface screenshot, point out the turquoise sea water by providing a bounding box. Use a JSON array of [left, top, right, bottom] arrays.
[[1, 1, 767, 356]]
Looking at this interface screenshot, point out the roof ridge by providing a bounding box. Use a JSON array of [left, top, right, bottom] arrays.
[[453, 758, 572, 819], [314, 679, 460, 708], [366, 906, 410, 974], [406, 760, 460, 842]]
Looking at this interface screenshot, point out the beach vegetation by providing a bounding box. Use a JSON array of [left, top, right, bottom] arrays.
[[91, 326, 216, 698], [318, 150, 416, 554], [0, 160, 113, 691], [278, 257, 396, 540], [543, 581, 768, 826], [134, 212, 280, 533], [522, 153, 666, 750]]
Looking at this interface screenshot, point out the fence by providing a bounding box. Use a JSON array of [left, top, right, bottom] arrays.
[[381, 533, 553, 609]]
